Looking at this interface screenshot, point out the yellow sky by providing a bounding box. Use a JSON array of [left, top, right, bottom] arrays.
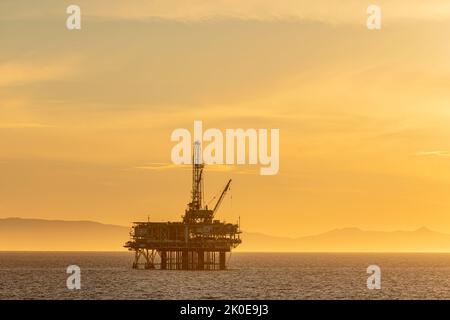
[[1, 0, 450, 238]]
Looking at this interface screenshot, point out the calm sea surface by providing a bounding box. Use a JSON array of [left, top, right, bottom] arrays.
[[1, 252, 450, 299]]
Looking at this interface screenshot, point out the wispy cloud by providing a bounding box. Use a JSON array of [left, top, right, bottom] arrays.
[[134, 163, 181, 171], [134, 163, 239, 172], [414, 151, 450, 158], [3, 0, 450, 23], [85, 0, 450, 24], [0, 122, 52, 129], [0, 57, 80, 87]]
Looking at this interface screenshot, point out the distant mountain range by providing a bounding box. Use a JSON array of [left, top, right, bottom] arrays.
[[242, 227, 450, 252], [0, 218, 128, 251], [1, 217, 450, 252]]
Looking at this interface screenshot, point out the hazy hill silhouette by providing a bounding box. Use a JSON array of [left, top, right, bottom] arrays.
[[1, 218, 450, 252], [241, 227, 450, 252], [0, 218, 129, 251]]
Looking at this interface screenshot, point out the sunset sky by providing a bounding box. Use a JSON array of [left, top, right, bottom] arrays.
[[1, 0, 450, 239]]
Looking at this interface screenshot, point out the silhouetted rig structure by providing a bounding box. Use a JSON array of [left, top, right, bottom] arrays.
[[124, 142, 241, 270]]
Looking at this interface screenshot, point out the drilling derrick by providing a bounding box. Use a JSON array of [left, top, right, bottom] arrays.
[[185, 141, 208, 223], [124, 141, 241, 270], [192, 140, 203, 210]]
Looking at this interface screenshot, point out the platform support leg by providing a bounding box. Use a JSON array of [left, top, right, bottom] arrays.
[[160, 251, 167, 270], [219, 252, 226, 270], [182, 250, 188, 270]]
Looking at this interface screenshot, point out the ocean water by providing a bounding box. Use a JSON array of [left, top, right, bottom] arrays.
[[1, 252, 450, 300]]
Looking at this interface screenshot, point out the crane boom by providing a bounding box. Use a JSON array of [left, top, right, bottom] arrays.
[[212, 179, 232, 216]]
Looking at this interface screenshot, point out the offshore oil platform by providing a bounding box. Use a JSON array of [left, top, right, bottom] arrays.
[[124, 141, 241, 270]]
